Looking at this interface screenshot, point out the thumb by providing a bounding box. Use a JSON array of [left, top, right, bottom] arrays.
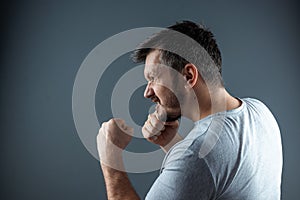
[[121, 123, 134, 136], [124, 126, 134, 136]]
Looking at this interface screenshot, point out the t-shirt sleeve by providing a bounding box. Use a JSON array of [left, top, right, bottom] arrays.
[[145, 147, 216, 200]]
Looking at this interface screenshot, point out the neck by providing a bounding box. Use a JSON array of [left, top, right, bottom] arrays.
[[183, 87, 241, 122]]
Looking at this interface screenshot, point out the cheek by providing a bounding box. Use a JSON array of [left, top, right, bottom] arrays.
[[155, 86, 180, 104], [153, 86, 164, 99]]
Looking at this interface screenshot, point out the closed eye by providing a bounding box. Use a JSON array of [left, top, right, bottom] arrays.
[[149, 76, 155, 81], [145, 73, 154, 82], [145, 70, 157, 82]]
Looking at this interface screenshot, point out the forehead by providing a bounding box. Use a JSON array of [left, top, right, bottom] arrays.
[[144, 50, 161, 75]]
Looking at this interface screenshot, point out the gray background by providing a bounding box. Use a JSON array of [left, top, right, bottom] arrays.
[[1, 0, 299, 199]]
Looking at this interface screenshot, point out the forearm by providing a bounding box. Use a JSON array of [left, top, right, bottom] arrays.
[[97, 119, 139, 200], [101, 161, 140, 200]]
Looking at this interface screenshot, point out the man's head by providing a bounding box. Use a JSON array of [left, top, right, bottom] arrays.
[[143, 50, 184, 122], [132, 20, 223, 121]]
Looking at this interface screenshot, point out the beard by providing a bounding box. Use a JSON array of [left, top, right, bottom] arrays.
[[152, 79, 186, 122], [166, 113, 181, 122], [155, 91, 182, 122], [156, 104, 181, 122]]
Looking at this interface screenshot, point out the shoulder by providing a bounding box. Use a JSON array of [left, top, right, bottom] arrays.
[[242, 97, 271, 112], [155, 138, 217, 199], [161, 136, 213, 171]]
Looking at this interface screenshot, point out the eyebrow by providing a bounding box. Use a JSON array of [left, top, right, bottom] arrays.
[[144, 64, 159, 80], [145, 71, 154, 81]]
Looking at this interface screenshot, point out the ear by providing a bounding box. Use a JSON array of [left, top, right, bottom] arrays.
[[182, 63, 199, 88]]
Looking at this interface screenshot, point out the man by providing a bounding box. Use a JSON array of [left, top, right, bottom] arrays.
[[97, 21, 283, 199]]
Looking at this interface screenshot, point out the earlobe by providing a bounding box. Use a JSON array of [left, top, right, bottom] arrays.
[[183, 63, 198, 88]]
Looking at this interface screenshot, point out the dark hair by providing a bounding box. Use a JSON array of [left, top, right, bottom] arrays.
[[132, 20, 223, 86]]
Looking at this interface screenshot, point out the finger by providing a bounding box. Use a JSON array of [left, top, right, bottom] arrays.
[[156, 131, 162, 136], [100, 121, 107, 129], [98, 122, 107, 137], [125, 126, 134, 136], [114, 119, 133, 134], [142, 125, 154, 138], [114, 118, 125, 129], [149, 113, 165, 131], [142, 125, 161, 138], [97, 123, 108, 143], [143, 124, 162, 141], [149, 135, 158, 141], [154, 110, 167, 122], [115, 118, 125, 123], [144, 118, 161, 135]]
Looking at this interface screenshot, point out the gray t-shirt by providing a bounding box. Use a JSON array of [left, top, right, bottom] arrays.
[[146, 98, 283, 200]]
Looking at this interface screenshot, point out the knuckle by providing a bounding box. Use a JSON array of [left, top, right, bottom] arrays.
[[151, 126, 160, 135], [100, 122, 106, 129], [143, 127, 152, 138], [153, 121, 162, 130], [152, 120, 159, 127], [115, 118, 125, 128], [142, 127, 149, 138], [107, 119, 114, 125], [115, 118, 124, 124], [147, 123, 156, 134]]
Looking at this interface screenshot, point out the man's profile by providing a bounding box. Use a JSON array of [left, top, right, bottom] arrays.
[[96, 20, 283, 199]]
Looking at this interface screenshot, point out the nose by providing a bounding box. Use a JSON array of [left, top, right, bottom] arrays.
[[144, 82, 154, 99]]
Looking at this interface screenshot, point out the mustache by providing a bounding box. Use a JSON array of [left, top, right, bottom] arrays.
[[151, 96, 159, 103]]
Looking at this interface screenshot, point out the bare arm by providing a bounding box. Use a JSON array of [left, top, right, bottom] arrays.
[[97, 115, 182, 199], [101, 162, 139, 200], [97, 119, 140, 200]]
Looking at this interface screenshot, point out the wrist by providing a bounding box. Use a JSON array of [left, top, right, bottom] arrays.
[[100, 148, 125, 171]]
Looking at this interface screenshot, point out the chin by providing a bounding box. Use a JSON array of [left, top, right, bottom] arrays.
[[156, 104, 181, 122]]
